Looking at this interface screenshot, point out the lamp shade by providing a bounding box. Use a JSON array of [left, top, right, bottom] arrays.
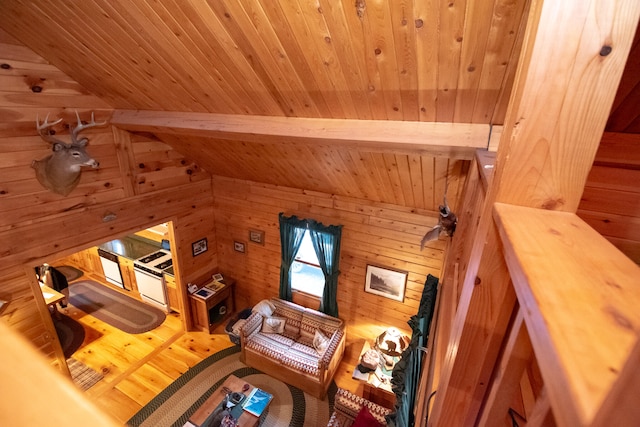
[[375, 327, 410, 357]]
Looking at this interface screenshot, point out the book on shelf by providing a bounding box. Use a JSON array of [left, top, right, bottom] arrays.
[[242, 387, 273, 417]]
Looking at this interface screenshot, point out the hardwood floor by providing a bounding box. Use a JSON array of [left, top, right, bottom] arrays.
[[59, 278, 366, 425]]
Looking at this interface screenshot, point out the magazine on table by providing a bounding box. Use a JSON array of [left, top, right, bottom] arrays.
[[242, 387, 273, 417]]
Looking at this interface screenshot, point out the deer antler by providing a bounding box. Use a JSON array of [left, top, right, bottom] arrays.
[[36, 114, 65, 146], [71, 111, 108, 145]]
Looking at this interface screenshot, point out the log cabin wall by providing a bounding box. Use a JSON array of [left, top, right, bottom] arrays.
[[577, 132, 640, 264], [0, 33, 217, 368], [212, 172, 466, 352]]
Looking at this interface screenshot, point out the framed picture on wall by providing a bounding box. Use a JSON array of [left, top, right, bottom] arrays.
[[364, 265, 407, 302], [234, 241, 246, 253], [249, 229, 265, 245], [192, 238, 208, 257]]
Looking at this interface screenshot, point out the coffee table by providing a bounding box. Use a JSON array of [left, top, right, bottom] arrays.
[[184, 374, 266, 427]]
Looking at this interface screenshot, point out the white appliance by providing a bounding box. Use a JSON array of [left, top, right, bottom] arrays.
[[133, 249, 172, 312], [97, 248, 125, 289]]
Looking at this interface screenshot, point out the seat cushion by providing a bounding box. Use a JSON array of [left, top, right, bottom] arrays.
[[245, 331, 295, 360]]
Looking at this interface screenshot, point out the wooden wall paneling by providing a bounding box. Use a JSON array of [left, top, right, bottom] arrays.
[[255, 0, 332, 117], [213, 175, 440, 344], [10, 3, 154, 110], [382, 152, 406, 205], [414, 0, 439, 122], [454, 0, 495, 123], [142, 0, 263, 116], [0, 1, 533, 123], [72, 1, 208, 113], [112, 126, 136, 197], [166, 1, 272, 117], [318, 0, 374, 120], [606, 28, 640, 133], [577, 132, 640, 263], [430, 1, 640, 425], [214, 0, 312, 116], [358, 0, 403, 121], [473, 0, 530, 124], [388, 0, 420, 121], [297, 0, 359, 120], [436, 0, 466, 122]]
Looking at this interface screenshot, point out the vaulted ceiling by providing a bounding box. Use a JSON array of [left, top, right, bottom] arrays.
[[0, 0, 637, 210]]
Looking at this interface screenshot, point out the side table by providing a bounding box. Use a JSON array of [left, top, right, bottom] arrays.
[[352, 341, 396, 409], [189, 278, 235, 333]]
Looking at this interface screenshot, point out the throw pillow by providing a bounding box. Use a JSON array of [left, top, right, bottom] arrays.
[[262, 316, 287, 334], [313, 329, 330, 354], [352, 406, 384, 427], [253, 299, 276, 317]]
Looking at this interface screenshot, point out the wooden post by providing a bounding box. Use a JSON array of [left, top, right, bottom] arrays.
[[428, 0, 640, 425]]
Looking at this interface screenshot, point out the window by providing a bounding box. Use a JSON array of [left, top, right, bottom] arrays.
[[290, 230, 325, 297]]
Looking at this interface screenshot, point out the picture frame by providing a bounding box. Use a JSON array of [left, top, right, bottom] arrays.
[[192, 238, 208, 257], [248, 229, 265, 245], [212, 273, 224, 282], [234, 241, 246, 253], [364, 265, 407, 302]]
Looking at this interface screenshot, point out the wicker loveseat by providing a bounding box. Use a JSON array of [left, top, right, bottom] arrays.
[[239, 297, 346, 399], [327, 388, 391, 426]]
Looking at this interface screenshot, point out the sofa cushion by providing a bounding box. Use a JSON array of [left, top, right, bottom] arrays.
[[253, 299, 276, 317], [245, 331, 295, 361], [352, 406, 384, 427], [262, 316, 287, 334], [271, 299, 303, 339], [281, 343, 321, 376], [300, 309, 342, 343], [313, 329, 330, 355]]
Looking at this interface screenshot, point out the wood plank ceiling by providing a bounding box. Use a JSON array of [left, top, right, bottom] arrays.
[[0, 1, 636, 209]]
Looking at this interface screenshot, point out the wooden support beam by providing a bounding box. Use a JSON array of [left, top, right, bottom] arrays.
[[111, 110, 490, 159], [429, 1, 640, 426]]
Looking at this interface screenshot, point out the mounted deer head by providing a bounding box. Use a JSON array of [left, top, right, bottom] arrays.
[[32, 111, 106, 196]]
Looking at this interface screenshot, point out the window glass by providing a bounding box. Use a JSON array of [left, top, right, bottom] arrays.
[[291, 230, 325, 297]]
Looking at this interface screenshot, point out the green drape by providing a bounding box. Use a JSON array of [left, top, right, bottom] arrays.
[[278, 213, 343, 316], [386, 274, 439, 427], [309, 221, 342, 317], [278, 213, 306, 301]]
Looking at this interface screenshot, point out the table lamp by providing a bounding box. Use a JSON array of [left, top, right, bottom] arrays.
[[375, 327, 410, 368]]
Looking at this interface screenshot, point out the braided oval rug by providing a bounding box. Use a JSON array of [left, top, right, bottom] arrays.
[[127, 345, 336, 427]]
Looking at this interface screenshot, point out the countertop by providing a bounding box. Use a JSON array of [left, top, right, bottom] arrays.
[[99, 235, 161, 261]]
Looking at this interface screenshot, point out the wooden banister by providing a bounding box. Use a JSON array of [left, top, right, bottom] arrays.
[[493, 203, 640, 426]]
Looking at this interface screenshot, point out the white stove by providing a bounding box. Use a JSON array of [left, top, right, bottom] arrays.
[[133, 249, 172, 311]]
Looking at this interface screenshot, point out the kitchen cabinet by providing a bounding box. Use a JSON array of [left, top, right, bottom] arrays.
[[164, 273, 180, 313], [77, 247, 103, 279]]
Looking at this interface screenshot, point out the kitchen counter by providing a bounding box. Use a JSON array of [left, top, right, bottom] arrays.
[[99, 235, 161, 261]]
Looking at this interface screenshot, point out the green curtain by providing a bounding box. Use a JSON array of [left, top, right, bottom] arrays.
[[309, 221, 342, 317], [386, 274, 439, 427], [278, 213, 306, 301]]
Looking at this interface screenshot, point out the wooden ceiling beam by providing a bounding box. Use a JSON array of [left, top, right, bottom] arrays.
[[111, 110, 491, 159]]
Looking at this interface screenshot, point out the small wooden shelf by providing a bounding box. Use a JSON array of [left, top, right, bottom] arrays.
[[189, 278, 235, 334], [493, 203, 640, 426]]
